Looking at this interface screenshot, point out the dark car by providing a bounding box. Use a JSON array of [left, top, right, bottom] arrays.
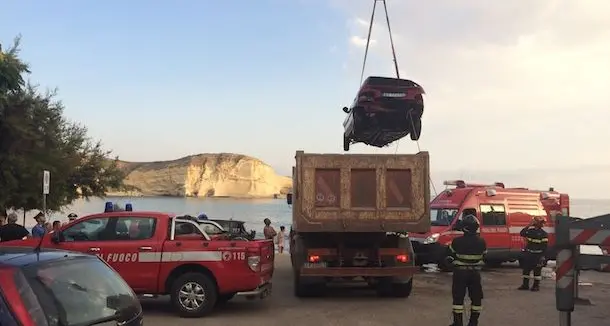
[[210, 219, 256, 241], [0, 247, 142, 326], [342, 76, 425, 151]]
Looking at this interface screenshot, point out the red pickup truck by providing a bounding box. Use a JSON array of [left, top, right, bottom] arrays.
[[3, 210, 274, 317]]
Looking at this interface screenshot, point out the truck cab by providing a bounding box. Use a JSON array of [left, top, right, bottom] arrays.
[[410, 180, 569, 269], [3, 204, 274, 317]]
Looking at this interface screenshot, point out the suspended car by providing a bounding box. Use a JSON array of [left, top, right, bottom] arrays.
[[342, 76, 425, 151]]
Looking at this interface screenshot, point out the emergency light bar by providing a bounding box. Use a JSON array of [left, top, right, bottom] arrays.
[[104, 202, 134, 212], [443, 180, 505, 189]]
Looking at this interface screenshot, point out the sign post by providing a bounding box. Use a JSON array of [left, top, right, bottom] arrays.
[[42, 170, 50, 217]]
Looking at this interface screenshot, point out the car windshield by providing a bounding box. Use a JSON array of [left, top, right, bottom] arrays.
[[22, 257, 141, 326], [430, 208, 459, 226]]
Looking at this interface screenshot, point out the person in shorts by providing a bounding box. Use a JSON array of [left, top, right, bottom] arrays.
[[277, 226, 286, 254]]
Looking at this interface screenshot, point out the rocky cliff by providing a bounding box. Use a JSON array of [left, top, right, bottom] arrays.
[[108, 153, 292, 198]]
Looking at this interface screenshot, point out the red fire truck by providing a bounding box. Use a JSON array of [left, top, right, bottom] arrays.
[[3, 206, 274, 317], [410, 180, 569, 269]]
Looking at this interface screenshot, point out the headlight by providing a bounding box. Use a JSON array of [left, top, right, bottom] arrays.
[[423, 233, 440, 245]]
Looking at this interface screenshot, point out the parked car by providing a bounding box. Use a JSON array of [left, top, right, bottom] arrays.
[[342, 76, 425, 151], [0, 247, 143, 326]]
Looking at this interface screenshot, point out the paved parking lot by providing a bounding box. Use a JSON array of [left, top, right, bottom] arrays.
[[144, 255, 610, 326]]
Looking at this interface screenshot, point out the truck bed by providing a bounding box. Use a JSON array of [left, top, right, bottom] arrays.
[[291, 151, 430, 233]]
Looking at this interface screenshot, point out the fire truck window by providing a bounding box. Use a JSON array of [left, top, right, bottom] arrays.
[[175, 221, 205, 238], [119, 217, 156, 240], [62, 218, 111, 242], [199, 222, 224, 235], [480, 204, 507, 226]]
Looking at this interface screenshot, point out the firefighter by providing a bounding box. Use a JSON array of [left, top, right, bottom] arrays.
[[518, 216, 548, 291], [446, 214, 487, 326]]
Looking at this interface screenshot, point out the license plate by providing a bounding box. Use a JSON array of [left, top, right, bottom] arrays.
[[304, 262, 327, 268]]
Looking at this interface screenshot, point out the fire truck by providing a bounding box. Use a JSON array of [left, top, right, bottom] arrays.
[[410, 180, 569, 269]]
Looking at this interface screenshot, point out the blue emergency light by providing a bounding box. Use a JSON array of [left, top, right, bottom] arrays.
[[125, 203, 133, 212], [104, 201, 113, 213]]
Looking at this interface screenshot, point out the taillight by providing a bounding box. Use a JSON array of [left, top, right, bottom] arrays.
[[395, 254, 409, 263], [308, 255, 320, 263], [247, 255, 261, 272]]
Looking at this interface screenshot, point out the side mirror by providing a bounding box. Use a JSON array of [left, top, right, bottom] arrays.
[[342, 107, 350, 113], [286, 193, 293, 205]]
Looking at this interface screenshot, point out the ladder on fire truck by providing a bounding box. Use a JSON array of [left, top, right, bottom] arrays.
[[555, 213, 610, 326]]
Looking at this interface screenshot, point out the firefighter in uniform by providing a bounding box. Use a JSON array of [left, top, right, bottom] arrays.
[[446, 214, 487, 326], [518, 216, 548, 291]]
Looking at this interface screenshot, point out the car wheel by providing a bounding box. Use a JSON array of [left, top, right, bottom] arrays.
[[343, 135, 350, 151], [170, 272, 217, 318], [409, 116, 422, 141]]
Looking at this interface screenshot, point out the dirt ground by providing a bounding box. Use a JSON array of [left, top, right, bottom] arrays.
[[143, 255, 610, 326]]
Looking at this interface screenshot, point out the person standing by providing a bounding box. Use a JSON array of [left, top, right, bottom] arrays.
[[446, 214, 487, 326], [52, 221, 62, 232], [518, 216, 549, 292], [31, 212, 47, 238], [263, 218, 277, 240], [277, 226, 286, 254], [66, 213, 78, 225], [0, 213, 30, 242]]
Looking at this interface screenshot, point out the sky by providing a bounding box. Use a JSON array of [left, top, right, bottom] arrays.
[[1, 0, 610, 198]]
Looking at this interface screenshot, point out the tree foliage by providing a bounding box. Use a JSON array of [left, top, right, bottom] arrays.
[[0, 36, 126, 215]]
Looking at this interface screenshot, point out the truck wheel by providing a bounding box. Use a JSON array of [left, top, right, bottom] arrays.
[[294, 272, 323, 297], [216, 292, 236, 306], [170, 272, 217, 318], [377, 279, 413, 298]]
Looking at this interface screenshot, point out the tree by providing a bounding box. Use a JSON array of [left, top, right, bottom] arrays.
[[0, 36, 126, 215]]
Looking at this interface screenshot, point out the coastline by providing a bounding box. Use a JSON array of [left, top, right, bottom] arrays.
[[104, 191, 288, 200]]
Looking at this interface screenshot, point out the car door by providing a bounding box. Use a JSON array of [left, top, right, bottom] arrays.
[[479, 204, 510, 258], [57, 217, 114, 259], [104, 216, 161, 293]]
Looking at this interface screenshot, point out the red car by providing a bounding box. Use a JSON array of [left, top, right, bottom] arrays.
[[0, 247, 143, 326], [342, 76, 425, 151]]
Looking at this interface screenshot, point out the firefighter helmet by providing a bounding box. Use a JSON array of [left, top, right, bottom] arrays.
[[532, 216, 546, 226], [460, 214, 480, 234]]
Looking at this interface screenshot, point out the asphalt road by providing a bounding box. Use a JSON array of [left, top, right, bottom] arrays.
[[143, 255, 610, 326]]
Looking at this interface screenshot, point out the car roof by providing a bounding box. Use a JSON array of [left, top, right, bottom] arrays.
[[0, 247, 95, 268]]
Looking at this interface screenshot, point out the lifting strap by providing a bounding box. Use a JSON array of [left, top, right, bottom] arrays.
[[359, 0, 401, 86]]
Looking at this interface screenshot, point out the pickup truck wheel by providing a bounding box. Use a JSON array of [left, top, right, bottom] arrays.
[[170, 272, 217, 318]]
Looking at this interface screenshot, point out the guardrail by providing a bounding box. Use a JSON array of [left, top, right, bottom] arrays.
[[555, 214, 610, 326]]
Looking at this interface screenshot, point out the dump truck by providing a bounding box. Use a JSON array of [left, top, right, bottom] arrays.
[[286, 150, 430, 297]]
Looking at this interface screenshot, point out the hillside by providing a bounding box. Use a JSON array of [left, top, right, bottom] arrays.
[[107, 153, 292, 198]]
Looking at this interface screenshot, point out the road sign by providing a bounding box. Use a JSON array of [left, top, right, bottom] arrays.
[[42, 170, 50, 195]]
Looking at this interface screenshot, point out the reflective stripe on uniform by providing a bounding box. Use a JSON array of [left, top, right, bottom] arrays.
[[471, 305, 482, 312], [533, 276, 543, 281], [526, 249, 544, 254], [522, 275, 531, 279], [456, 253, 484, 260], [452, 305, 464, 312], [454, 261, 484, 266], [527, 237, 548, 243]]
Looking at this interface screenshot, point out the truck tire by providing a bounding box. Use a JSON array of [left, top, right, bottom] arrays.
[[377, 279, 413, 298], [409, 116, 422, 141], [170, 272, 217, 318], [294, 271, 324, 298]]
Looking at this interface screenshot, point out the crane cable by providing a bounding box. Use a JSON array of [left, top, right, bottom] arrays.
[[359, 0, 437, 196]]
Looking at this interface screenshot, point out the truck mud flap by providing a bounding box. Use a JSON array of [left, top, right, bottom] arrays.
[[300, 266, 418, 277]]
